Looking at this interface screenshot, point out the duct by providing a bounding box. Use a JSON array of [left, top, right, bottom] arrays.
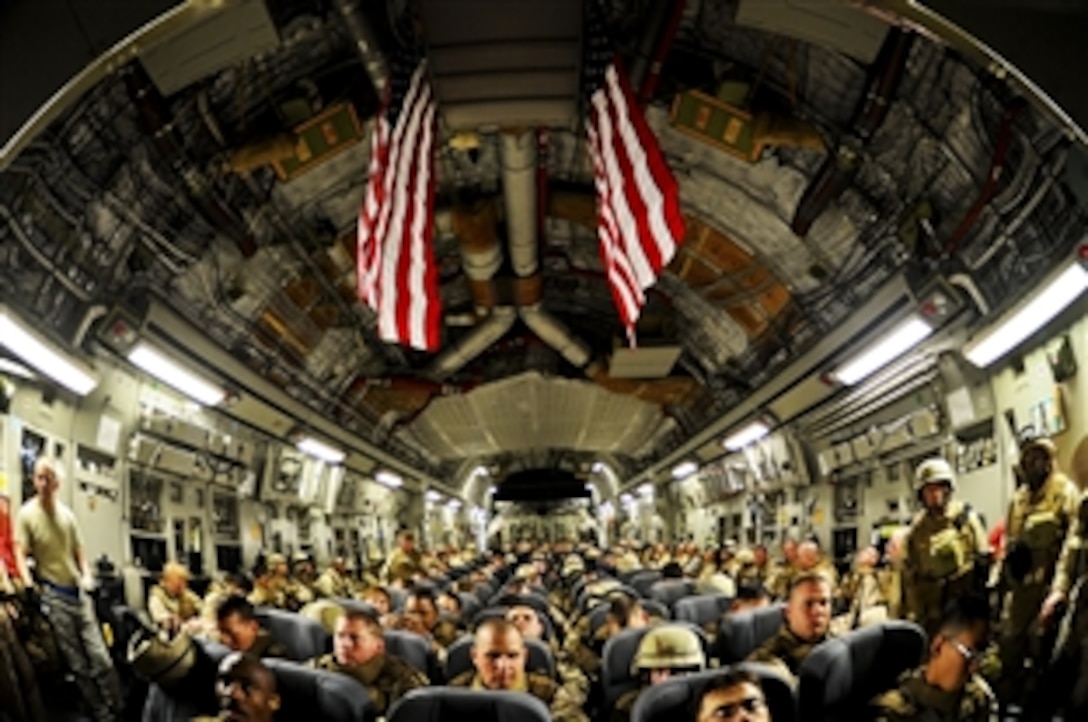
[[519, 306, 592, 368], [966, 146, 1069, 271], [452, 201, 503, 311], [72, 304, 108, 347], [124, 65, 259, 257], [334, 0, 389, 96], [425, 307, 517, 381], [0, 204, 92, 302], [791, 28, 914, 237], [948, 274, 989, 315], [501, 130, 539, 277]]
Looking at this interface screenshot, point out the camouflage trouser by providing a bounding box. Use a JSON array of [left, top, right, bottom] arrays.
[[0, 601, 47, 722], [996, 582, 1048, 708], [913, 573, 975, 640], [42, 586, 123, 722]]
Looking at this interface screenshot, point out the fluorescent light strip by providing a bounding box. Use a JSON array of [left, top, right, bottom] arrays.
[[0, 311, 97, 395], [0, 357, 35, 380], [638, 483, 653, 496], [723, 421, 770, 451], [296, 436, 345, 465], [965, 261, 1088, 367], [447, 500, 461, 509], [832, 315, 932, 386], [671, 461, 698, 479], [128, 342, 225, 405], [375, 470, 403, 488], [425, 490, 442, 502]]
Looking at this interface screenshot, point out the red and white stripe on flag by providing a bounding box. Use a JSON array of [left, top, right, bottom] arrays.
[[356, 60, 442, 351], [587, 61, 684, 344]]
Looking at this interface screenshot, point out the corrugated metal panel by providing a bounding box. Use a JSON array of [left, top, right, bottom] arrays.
[[400, 372, 664, 458]]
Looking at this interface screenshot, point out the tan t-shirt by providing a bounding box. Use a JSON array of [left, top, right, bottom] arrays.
[[16, 496, 83, 587]]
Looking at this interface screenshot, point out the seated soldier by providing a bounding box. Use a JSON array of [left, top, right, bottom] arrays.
[[401, 586, 461, 650], [731, 581, 771, 614], [248, 554, 289, 609], [613, 624, 707, 722], [437, 591, 463, 623], [693, 669, 773, 722], [870, 595, 996, 722], [217, 596, 288, 658], [449, 618, 588, 722], [311, 608, 427, 715], [840, 546, 890, 629], [507, 604, 589, 705], [147, 561, 203, 634], [360, 585, 398, 627], [566, 592, 649, 677], [746, 572, 834, 682], [202, 572, 252, 634], [285, 552, 316, 611], [314, 557, 352, 599], [194, 652, 281, 722]]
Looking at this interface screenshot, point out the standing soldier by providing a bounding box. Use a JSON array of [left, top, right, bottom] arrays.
[[14, 457, 122, 722], [994, 437, 1080, 711], [902, 458, 988, 637], [386, 530, 423, 586]]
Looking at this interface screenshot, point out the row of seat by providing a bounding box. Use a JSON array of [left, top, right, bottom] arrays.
[[611, 620, 927, 722]]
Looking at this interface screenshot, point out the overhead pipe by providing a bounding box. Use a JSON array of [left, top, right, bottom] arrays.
[[791, 28, 914, 237], [944, 99, 1027, 256], [502, 130, 539, 279], [452, 200, 503, 313], [425, 307, 518, 381], [123, 65, 259, 257], [0, 204, 93, 302]]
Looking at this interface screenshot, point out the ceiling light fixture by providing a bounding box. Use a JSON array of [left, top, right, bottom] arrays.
[[425, 490, 442, 502], [964, 259, 1088, 367], [671, 461, 698, 479], [447, 499, 461, 509], [128, 342, 226, 405], [620, 493, 634, 504], [375, 470, 403, 488], [638, 483, 653, 496], [723, 421, 771, 451], [0, 357, 35, 380], [831, 315, 933, 386], [0, 308, 98, 395], [295, 436, 346, 465]]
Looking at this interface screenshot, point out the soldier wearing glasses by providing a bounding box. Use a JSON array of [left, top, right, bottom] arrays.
[[870, 595, 997, 722]]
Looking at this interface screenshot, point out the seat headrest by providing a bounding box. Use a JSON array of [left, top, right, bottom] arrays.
[[388, 688, 551, 722], [445, 634, 556, 681], [716, 604, 785, 664], [265, 658, 373, 722], [258, 608, 331, 661], [798, 621, 927, 719], [383, 630, 430, 675], [674, 594, 731, 626], [630, 663, 796, 722]]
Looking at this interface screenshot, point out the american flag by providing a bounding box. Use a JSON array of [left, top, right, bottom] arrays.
[[584, 2, 685, 343], [357, 53, 442, 351]]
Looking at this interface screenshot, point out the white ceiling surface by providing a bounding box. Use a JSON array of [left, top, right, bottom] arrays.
[[399, 371, 665, 458]]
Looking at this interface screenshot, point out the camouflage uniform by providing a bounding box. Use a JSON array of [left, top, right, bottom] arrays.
[[147, 583, 203, 628], [903, 500, 988, 637], [448, 670, 589, 722], [314, 567, 352, 599], [311, 652, 427, 715], [248, 629, 289, 659], [1046, 490, 1088, 718], [248, 578, 288, 609], [747, 625, 831, 681], [870, 666, 997, 722], [283, 578, 315, 611], [996, 464, 1079, 705], [386, 548, 423, 585]]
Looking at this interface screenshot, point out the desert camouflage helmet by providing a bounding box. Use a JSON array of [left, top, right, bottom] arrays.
[[913, 458, 956, 492], [631, 625, 705, 672]]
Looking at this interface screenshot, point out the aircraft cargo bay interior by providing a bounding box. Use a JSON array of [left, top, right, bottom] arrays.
[[1, 1, 1088, 721]]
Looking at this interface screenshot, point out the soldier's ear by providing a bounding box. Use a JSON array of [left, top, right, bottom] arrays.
[[268, 693, 281, 711]]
